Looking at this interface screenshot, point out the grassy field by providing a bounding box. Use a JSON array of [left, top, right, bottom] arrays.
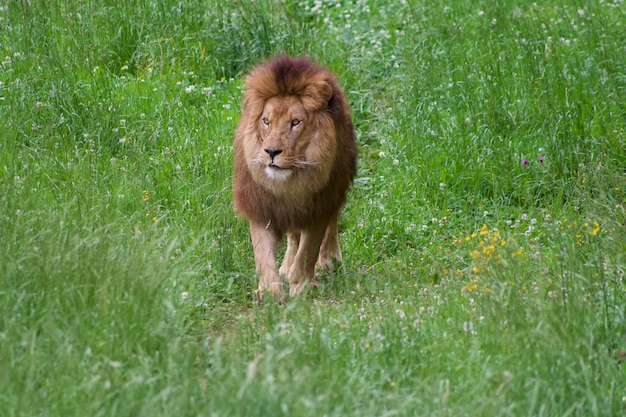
[[1, 0, 625, 415]]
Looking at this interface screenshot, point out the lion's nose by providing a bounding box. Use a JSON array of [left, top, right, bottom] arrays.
[[264, 148, 283, 160]]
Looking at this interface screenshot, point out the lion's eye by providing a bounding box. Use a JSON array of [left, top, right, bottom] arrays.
[[290, 119, 301, 127], [262, 117, 270, 126]]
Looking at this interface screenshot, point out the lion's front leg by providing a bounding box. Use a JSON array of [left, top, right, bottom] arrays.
[[249, 222, 284, 300], [288, 222, 327, 297], [318, 211, 343, 272], [279, 231, 299, 278]]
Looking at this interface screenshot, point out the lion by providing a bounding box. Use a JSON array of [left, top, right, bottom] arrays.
[[233, 56, 358, 300]]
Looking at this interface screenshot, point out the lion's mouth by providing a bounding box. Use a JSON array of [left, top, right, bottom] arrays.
[[265, 164, 292, 181]]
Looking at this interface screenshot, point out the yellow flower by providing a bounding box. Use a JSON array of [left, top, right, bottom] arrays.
[[479, 224, 489, 236], [142, 190, 149, 202], [590, 221, 600, 236]]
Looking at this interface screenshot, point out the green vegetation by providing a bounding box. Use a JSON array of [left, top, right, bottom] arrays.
[[1, 0, 625, 415]]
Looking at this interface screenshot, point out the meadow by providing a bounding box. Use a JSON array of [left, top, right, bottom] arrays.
[[1, 0, 625, 415]]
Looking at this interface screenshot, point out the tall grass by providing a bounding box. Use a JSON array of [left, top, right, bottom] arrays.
[[1, 0, 625, 416]]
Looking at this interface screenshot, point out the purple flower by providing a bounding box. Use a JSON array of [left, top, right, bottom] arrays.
[[538, 156, 544, 162], [521, 159, 528, 166]]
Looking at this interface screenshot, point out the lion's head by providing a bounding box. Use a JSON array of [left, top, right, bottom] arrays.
[[238, 59, 341, 197]]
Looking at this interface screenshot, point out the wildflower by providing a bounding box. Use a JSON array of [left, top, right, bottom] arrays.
[[108, 360, 122, 369], [142, 190, 149, 202], [538, 156, 544, 162], [521, 159, 528, 166], [181, 291, 189, 300], [463, 321, 474, 332], [590, 221, 600, 236], [439, 182, 446, 190]]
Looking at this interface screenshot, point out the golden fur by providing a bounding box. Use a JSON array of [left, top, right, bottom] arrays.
[[233, 56, 357, 299]]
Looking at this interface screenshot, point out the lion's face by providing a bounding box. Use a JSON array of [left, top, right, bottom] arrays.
[[244, 95, 336, 191]]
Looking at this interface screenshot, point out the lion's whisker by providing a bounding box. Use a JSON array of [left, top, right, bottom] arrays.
[[293, 160, 320, 168]]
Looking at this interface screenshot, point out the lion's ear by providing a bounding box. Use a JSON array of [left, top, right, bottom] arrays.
[[302, 80, 333, 111]]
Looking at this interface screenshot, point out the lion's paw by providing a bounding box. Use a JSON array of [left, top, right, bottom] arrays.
[[257, 281, 285, 302]]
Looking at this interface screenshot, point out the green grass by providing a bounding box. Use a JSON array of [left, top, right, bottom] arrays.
[[1, 0, 625, 415]]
